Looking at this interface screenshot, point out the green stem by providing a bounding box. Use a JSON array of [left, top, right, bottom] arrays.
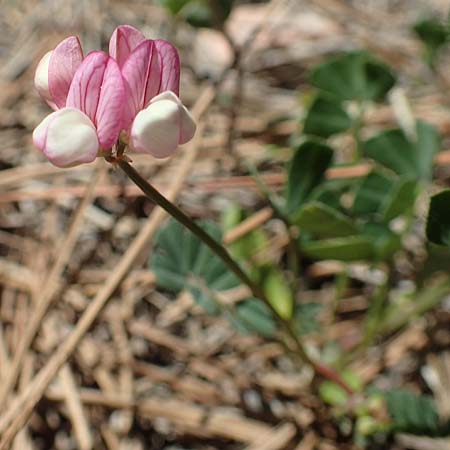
[[246, 161, 301, 283], [352, 100, 365, 161], [351, 264, 392, 359], [116, 158, 354, 394], [381, 277, 450, 335]]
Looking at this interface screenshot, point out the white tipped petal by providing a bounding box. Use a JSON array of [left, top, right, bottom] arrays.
[[150, 90, 180, 104], [178, 104, 196, 144], [33, 108, 99, 167], [34, 51, 57, 109], [130, 99, 181, 158], [33, 113, 54, 152], [148, 91, 196, 145]]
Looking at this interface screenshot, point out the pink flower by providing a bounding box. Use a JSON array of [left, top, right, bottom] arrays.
[[110, 25, 196, 158], [33, 38, 124, 167], [32, 26, 196, 167]]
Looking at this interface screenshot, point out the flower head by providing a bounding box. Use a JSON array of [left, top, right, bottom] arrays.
[[33, 26, 195, 167]]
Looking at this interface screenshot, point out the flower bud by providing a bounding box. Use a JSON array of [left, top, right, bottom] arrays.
[[33, 108, 99, 167]]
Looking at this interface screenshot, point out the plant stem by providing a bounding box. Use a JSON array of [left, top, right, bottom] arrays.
[[118, 159, 262, 296], [245, 161, 301, 284], [352, 100, 365, 161], [116, 158, 354, 394]]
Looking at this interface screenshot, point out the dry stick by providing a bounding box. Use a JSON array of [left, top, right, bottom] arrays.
[[12, 354, 34, 450], [108, 307, 134, 435], [0, 323, 10, 381], [45, 387, 274, 444], [0, 163, 89, 189], [58, 364, 93, 450], [0, 163, 106, 406], [243, 422, 296, 450], [0, 114, 208, 450], [223, 206, 273, 244], [0, 164, 369, 203], [4, 150, 450, 204]]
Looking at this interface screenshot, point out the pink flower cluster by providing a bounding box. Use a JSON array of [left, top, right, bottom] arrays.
[[33, 25, 196, 167]]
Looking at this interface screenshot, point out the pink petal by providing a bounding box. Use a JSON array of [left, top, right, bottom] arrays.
[[95, 57, 125, 149], [66, 51, 109, 124], [48, 36, 83, 109], [121, 40, 161, 128], [154, 40, 180, 96], [109, 25, 146, 68]]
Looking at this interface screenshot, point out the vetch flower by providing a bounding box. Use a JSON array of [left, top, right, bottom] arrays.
[[33, 41, 124, 167], [110, 25, 196, 158], [33, 26, 195, 167]]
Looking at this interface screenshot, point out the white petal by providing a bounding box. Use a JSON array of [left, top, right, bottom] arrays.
[[150, 90, 181, 105], [37, 108, 99, 167], [178, 104, 196, 144], [33, 112, 55, 152], [130, 99, 180, 158], [149, 90, 196, 145], [34, 51, 57, 109]]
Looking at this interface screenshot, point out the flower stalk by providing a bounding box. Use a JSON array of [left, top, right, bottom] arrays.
[[116, 157, 354, 395]]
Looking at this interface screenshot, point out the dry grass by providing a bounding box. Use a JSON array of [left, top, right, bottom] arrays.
[[2, 0, 450, 449]]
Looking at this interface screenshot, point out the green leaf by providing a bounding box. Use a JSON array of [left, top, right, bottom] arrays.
[[215, 0, 233, 20], [183, 2, 212, 27], [414, 18, 449, 49], [426, 190, 450, 246], [222, 204, 269, 263], [362, 120, 441, 180], [310, 51, 396, 102], [353, 169, 395, 215], [158, 0, 191, 15], [385, 389, 439, 434], [263, 269, 293, 320], [381, 178, 417, 221], [342, 370, 364, 392], [151, 219, 239, 311], [413, 18, 449, 66], [303, 95, 352, 138], [301, 236, 373, 261], [362, 223, 401, 261], [180, 0, 234, 28], [319, 381, 348, 406], [293, 201, 358, 238], [285, 140, 333, 214], [356, 416, 379, 437], [234, 299, 277, 337], [353, 170, 417, 221], [309, 177, 355, 212], [294, 303, 322, 335], [419, 244, 450, 281]]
